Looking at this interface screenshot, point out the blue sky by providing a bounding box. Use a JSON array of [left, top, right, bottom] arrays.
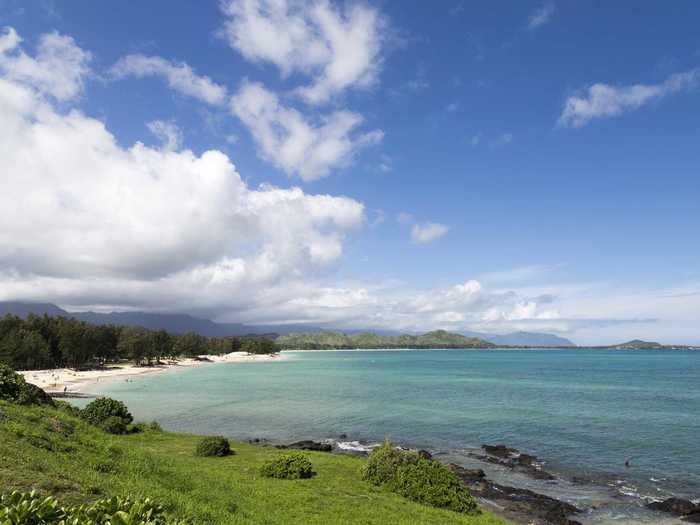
[[1, 1, 699, 344]]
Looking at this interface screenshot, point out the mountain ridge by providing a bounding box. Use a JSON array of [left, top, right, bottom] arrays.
[[0, 301, 574, 346]]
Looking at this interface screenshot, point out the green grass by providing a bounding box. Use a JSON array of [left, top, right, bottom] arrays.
[[0, 400, 511, 524]]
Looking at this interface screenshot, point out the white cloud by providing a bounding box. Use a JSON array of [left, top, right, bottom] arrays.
[[0, 28, 365, 317], [527, 2, 555, 30], [490, 132, 513, 147], [470, 133, 482, 147], [110, 54, 228, 106], [230, 81, 383, 181], [220, 0, 385, 104], [411, 222, 449, 244], [0, 27, 90, 101], [147, 120, 182, 151], [559, 69, 699, 127]]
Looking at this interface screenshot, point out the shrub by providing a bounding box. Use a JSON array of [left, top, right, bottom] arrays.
[[393, 459, 479, 514], [195, 436, 232, 457], [0, 363, 54, 406], [361, 441, 479, 515], [53, 399, 81, 417], [361, 440, 419, 486], [260, 452, 314, 479], [100, 415, 128, 435], [80, 397, 133, 426]]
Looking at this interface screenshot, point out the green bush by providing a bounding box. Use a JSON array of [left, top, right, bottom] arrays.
[[362, 441, 479, 515], [260, 452, 314, 479], [0, 490, 188, 524], [393, 459, 479, 514], [194, 436, 232, 457], [0, 363, 54, 406], [100, 415, 128, 435], [80, 397, 133, 427], [361, 440, 419, 485], [53, 400, 81, 417]]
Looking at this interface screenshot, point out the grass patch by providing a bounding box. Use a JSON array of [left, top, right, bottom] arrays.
[[0, 400, 511, 524]]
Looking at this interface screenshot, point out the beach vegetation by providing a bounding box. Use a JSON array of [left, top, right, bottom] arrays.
[[0, 490, 186, 524], [363, 441, 479, 515], [0, 313, 279, 371], [260, 452, 314, 479], [80, 397, 133, 427], [362, 440, 420, 485], [195, 436, 233, 457], [0, 363, 54, 406], [393, 459, 479, 514]]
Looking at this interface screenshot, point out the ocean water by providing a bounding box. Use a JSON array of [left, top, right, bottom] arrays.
[[81, 349, 700, 524]]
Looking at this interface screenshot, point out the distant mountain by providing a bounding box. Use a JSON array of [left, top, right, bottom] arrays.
[[610, 339, 665, 349], [0, 301, 380, 337], [462, 330, 575, 347], [0, 301, 68, 318], [276, 329, 495, 349]]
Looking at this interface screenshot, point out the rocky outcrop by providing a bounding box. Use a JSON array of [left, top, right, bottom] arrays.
[[470, 444, 556, 481], [278, 440, 333, 452], [646, 497, 700, 521], [450, 463, 580, 525]]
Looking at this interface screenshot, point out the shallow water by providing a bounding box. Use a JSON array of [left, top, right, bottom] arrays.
[[81, 348, 700, 523]]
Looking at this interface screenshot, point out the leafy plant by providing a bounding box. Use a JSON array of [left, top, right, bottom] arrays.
[[393, 459, 479, 514], [362, 441, 479, 515], [81, 397, 133, 427], [100, 416, 129, 435], [361, 440, 419, 486], [0, 364, 53, 406], [194, 436, 232, 457], [260, 453, 314, 479], [0, 490, 188, 524]]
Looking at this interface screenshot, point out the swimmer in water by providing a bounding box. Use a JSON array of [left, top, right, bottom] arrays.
[[625, 457, 632, 468]]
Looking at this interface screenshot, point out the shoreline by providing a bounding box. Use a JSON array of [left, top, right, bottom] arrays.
[[19, 351, 289, 394]]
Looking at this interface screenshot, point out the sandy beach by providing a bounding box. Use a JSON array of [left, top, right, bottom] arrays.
[[19, 352, 289, 394]]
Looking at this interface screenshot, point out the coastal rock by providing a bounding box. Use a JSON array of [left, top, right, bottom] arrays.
[[418, 449, 433, 460], [470, 447, 556, 481], [468, 478, 580, 525], [683, 513, 700, 523], [278, 440, 333, 452], [448, 463, 486, 481], [646, 497, 699, 516], [482, 444, 518, 458]]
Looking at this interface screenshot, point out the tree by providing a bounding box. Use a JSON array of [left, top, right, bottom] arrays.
[[240, 337, 278, 355], [117, 327, 151, 366], [173, 332, 208, 357]]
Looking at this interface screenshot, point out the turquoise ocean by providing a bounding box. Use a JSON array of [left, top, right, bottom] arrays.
[[81, 349, 700, 524]]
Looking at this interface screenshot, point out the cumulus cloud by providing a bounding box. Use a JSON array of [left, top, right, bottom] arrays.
[[0, 27, 90, 100], [559, 69, 699, 127], [147, 120, 182, 151], [110, 54, 228, 105], [220, 0, 385, 104], [230, 81, 383, 181], [527, 2, 555, 30], [411, 222, 449, 244], [0, 28, 365, 316]]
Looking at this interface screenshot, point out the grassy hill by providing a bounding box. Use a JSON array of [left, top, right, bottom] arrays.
[[0, 399, 509, 524], [276, 330, 495, 350]]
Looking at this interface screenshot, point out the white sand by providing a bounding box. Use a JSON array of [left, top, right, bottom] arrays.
[[19, 352, 289, 394]]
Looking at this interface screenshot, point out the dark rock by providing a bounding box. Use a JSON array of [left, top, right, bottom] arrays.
[[417, 449, 433, 460], [647, 497, 699, 516], [482, 443, 518, 458], [517, 453, 538, 466], [683, 513, 700, 524], [469, 478, 579, 525], [279, 440, 332, 452], [449, 463, 486, 481], [338, 433, 348, 439]]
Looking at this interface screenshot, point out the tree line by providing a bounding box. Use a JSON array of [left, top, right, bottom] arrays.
[[0, 314, 278, 371]]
